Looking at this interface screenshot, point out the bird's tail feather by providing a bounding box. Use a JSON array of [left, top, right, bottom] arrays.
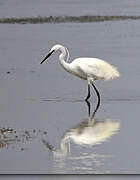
[[104, 65, 120, 80]]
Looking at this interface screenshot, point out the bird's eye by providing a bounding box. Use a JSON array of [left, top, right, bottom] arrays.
[[51, 49, 55, 53]]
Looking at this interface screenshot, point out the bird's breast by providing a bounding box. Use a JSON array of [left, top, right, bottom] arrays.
[[69, 65, 87, 80]]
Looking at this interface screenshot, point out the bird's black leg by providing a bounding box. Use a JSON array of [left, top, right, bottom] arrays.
[[85, 99, 91, 116], [91, 83, 101, 112], [85, 84, 90, 101]]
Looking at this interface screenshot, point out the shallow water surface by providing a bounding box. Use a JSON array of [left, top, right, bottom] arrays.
[[0, 20, 140, 174], [0, 0, 140, 17]]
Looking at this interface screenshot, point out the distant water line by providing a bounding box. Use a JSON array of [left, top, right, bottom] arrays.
[[0, 15, 140, 24]]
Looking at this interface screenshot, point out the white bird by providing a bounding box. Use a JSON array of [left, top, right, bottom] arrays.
[[40, 44, 120, 106]]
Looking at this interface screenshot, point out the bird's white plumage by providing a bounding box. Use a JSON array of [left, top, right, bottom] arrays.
[[70, 57, 120, 81], [41, 44, 120, 101], [47, 44, 120, 82]]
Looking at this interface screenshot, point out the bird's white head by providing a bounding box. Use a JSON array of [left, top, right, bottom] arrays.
[[40, 44, 64, 64], [50, 44, 64, 52]]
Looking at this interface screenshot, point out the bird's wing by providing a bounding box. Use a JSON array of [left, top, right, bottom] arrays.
[[77, 58, 105, 79], [72, 58, 120, 80]]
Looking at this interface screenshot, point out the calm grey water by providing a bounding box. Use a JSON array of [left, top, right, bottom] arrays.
[[0, 0, 140, 17], [0, 20, 140, 174], [0, 0, 140, 175]]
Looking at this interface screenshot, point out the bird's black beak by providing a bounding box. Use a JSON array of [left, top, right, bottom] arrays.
[[40, 50, 55, 64]]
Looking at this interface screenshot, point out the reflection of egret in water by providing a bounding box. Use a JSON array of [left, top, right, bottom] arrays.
[[42, 101, 120, 173]]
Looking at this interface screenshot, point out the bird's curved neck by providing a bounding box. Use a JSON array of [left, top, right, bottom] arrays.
[[59, 46, 71, 72]]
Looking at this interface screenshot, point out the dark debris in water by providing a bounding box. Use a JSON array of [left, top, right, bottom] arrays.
[[6, 71, 11, 74], [0, 15, 140, 24], [0, 127, 48, 151]]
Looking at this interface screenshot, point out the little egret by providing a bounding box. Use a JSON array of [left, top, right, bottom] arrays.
[[40, 44, 120, 106]]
